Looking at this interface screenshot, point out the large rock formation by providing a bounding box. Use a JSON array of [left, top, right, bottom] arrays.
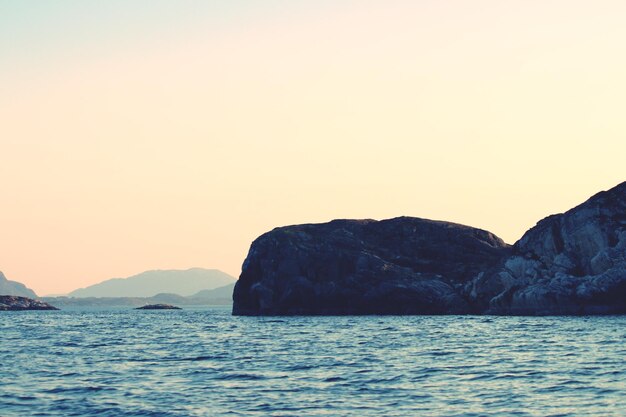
[[233, 181, 625, 316], [469, 181, 626, 315], [233, 217, 510, 315], [0, 271, 37, 298], [0, 295, 58, 311]]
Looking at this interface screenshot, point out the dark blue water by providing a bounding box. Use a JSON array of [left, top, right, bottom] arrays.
[[1, 307, 625, 416]]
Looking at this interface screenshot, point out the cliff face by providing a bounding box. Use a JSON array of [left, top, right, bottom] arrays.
[[233, 217, 510, 315], [0, 272, 37, 298], [469, 182, 626, 315], [233, 181, 626, 316]]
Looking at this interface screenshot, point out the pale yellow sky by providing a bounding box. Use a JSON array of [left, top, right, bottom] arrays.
[[1, 1, 624, 295]]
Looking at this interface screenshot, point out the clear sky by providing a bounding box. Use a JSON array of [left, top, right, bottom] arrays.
[[1, 0, 624, 295]]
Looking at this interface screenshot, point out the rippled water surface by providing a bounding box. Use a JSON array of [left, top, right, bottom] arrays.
[[1, 307, 625, 416]]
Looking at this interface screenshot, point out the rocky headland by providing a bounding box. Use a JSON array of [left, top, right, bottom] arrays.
[[233, 181, 626, 316], [0, 295, 59, 311]]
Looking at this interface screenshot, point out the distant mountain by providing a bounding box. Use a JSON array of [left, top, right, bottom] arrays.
[[42, 287, 235, 308], [190, 283, 235, 299], [0, 271, 37, 298], [69, 268, 235, 298]]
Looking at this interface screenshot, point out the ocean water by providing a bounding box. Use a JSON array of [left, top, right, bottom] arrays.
[[1, 307, 624, 416]]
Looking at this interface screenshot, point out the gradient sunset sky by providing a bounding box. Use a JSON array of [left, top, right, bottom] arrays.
[[1, 1, 624, 295]]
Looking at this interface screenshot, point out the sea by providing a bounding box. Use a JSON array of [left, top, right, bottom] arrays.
[[1, 307, 625, 416]]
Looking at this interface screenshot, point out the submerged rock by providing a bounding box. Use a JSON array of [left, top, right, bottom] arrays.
[[233, 181, 626, 316], [233, 217, 510, 315], [135, 304, 182, 310], [0, 295, 59, 311]]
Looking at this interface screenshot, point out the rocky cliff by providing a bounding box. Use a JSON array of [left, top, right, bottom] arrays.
[[233, 181, 625, 316], [0, 271, 37, 298], [233, 217, 510, 315], [469, 181, 626, 315]]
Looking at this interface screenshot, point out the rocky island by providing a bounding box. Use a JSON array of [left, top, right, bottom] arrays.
[[135, 304, 182, 310], [0, 295, 59, 311], [233, 181, 625, 316]]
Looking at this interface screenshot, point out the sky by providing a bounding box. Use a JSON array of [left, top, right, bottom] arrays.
[[1, 0, 624, 295]]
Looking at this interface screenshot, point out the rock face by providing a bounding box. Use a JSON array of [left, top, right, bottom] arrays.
[[135, 304, 182, 310], [233, 217, 510, 315], [233, 181, 625, 316], [470, 181, 626, 315], [0, 272, 37, 298], [0, 295, 59, 311]]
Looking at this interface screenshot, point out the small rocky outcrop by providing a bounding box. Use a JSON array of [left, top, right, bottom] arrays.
[[0, 295, 59, 311], [233, 181, 625, 316], [233, 217, 510, 315], [135, 304, 182, 310], [469, 181, 626, 315]]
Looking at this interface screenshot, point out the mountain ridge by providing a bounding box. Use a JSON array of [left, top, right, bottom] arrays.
[[0, 271, 37, 298], [43, 283, 235, 308], [69, 268, 235, 298]]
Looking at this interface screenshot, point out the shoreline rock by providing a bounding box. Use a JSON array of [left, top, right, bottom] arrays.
[[0, 295, 59, 311]]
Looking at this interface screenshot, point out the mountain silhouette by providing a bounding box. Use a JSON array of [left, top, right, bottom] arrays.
[[69, 268, 235, 297]]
